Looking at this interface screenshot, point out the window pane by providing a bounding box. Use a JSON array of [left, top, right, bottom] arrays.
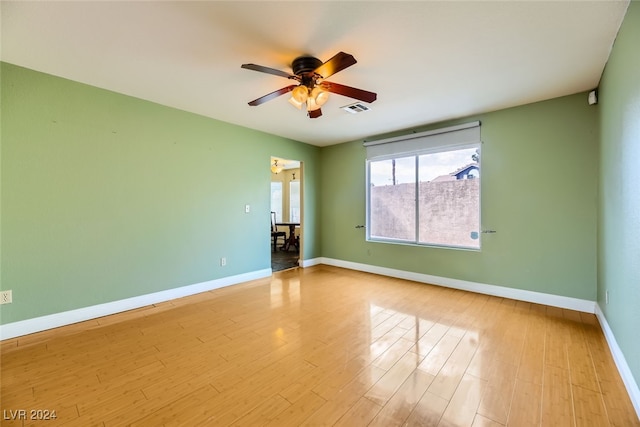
[[290, 181, 300, 223], [369, 157, 416, 241], [418, 147, 480, 248], [270, 182, 282, 222]]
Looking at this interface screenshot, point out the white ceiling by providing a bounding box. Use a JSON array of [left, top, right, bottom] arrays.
[[1, 1, 629, 147]]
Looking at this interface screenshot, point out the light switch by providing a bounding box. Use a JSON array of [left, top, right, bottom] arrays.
[[245, 204, 250, 213]]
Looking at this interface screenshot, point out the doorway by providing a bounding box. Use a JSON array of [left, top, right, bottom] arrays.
[[270, 157, 302, 272]]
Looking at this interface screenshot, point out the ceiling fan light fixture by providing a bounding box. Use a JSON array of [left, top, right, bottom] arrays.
[[291, 85, 309, 103], [306, 96, 320, 112], [288, 97, 303, 110], [311, 86, 329, 106]]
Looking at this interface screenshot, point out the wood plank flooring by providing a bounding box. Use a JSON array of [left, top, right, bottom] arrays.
[[1, 265, 638, 426]]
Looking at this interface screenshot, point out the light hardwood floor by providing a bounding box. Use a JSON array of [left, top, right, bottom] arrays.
[[1, 266, 638, 426]]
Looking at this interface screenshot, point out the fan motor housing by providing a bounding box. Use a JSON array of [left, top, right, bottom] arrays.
[[292, 56, 322, 76]]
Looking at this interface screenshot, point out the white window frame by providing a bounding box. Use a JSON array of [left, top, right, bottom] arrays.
[[365, 121, 482, 250], [270, 181, 283, 222], [289, 180, 300, 223]]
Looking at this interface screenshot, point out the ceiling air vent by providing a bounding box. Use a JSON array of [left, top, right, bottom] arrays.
[[341, 102, 371, 114]]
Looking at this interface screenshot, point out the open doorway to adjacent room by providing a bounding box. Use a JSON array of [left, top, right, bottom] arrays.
[[270, 157, 303, 272]]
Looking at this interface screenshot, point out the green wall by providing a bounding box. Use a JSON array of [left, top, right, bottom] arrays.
[[598, 1, 640, 391], [320, 92, 599, 300], [0, 62, 320, 324]]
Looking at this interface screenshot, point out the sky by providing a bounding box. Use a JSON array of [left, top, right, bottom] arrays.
[[369, 147, 478, 186]]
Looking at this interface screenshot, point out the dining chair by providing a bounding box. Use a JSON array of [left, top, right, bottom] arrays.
[[270, 211, 286, 252]]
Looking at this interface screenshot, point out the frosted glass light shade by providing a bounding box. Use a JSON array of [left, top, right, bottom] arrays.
[[306, 97, 320, 111], [291, 85, 309, 103], [288, 97, 303, 109], [311, 87, 329, 106], [271, 160, 283, 174]]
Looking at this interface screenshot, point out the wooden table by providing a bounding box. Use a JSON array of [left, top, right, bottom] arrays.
[[275, 222, 300, 252]]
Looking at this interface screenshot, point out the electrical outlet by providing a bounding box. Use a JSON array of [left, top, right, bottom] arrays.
[[1, 290, 12, 305], [220, 257, 227, 267]]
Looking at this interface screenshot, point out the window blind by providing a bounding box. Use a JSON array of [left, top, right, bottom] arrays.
[[364, 121, 481, 160]]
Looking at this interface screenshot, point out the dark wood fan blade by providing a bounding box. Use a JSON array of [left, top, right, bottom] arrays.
[[313, 52, 357, 79], [248, 85, 297, 106], [320, 81, 377, 103], [308, 108, 322, 119], [241, 63, 295, 79]]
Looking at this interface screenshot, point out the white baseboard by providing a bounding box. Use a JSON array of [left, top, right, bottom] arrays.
[[300, 257, 323, 268], [0, 269, 272, 340], [595, 304, 640, 420], [315, 257, 596, 312]]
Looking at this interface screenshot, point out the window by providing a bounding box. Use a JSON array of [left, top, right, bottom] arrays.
[[290, 181, 300, 223], [270, 182, 282, 222], [365, 122, 481, 249]]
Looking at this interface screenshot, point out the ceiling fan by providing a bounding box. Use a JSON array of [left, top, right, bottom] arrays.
[[241, 52, 377, 119]]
